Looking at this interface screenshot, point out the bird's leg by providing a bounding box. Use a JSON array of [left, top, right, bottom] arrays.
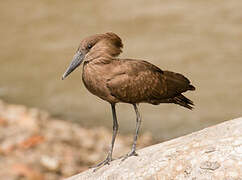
[[92, 103, 118, 171], [122, 104, 141, 161]]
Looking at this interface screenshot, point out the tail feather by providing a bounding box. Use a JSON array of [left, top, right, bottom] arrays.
[[189, 85, 196, 91], [163, 71, 196, 95], [174, 94, 194, 110]]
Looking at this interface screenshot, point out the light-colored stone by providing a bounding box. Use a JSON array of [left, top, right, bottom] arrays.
[[66, 117, 242, 180]]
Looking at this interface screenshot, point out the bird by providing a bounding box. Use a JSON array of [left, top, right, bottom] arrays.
[[62, 32, 195, 170]]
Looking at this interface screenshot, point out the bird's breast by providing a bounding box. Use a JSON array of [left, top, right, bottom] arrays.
[[82, 63, 119, 103]]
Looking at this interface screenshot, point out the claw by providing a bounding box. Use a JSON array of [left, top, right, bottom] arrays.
[[121, 150, 138, 162], [92, 155, 112, 172]]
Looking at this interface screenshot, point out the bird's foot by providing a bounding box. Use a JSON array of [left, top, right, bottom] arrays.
[[91, 155, 112, 172], [121, 150, 138, 162]]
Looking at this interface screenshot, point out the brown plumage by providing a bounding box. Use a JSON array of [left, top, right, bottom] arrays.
[[62, 32, 195, 170]]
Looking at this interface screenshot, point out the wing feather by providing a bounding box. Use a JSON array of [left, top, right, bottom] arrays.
[[107, 59, 194, 104]]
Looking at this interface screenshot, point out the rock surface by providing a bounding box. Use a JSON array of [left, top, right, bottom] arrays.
[[67, 117, 242, 180]]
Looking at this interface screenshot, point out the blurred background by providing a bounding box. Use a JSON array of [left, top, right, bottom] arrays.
[[0, 0, 242, 179]]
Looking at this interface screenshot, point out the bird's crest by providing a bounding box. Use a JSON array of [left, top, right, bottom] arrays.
[[79, 32, 123, 59]]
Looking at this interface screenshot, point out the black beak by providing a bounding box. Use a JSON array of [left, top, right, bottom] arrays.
[[62, 51, 84, 80]]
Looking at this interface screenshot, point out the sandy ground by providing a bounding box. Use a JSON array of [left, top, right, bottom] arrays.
[[0, 0, 241, 140]]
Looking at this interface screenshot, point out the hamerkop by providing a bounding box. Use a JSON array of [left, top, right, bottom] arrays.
[[62, 32, 195, 169]]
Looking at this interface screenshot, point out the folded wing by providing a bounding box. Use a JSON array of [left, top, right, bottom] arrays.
[[107, 60, 195, 106]]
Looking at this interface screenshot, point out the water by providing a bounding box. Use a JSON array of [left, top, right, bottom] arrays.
[[1, 0, 242, 141]]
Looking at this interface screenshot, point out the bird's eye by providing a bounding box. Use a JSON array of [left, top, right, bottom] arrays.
[[87, 44, 92, 49]]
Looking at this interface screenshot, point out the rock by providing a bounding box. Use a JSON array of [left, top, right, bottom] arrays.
[[40, 155, 61, 172], [66, 117, 242, 180]]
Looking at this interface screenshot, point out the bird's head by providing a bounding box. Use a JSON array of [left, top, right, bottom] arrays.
[[62, 32, 123, 80]]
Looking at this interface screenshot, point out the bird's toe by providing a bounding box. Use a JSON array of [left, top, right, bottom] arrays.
[[121, 150, 138, 162], [91, 156, 113, 172]]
